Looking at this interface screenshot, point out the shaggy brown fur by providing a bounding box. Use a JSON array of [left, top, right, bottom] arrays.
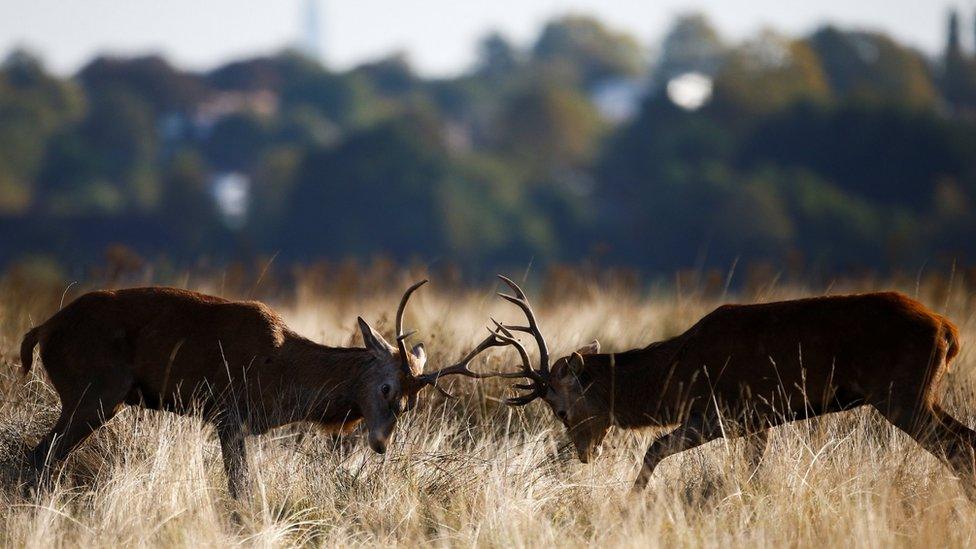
[[537, 292, 974, 496], [20, 287, 430, 498]]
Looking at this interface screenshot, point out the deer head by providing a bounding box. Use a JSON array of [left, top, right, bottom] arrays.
[[355, 279, 430, 454]]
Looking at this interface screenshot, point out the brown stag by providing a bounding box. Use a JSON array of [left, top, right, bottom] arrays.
[[18, 280, 498, 498], [478, 276, 974, 497]]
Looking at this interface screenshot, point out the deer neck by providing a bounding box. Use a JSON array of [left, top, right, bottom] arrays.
[[273, 331, 374, 426], [585, 340, 683, 429]]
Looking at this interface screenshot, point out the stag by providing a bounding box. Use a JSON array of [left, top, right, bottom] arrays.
[[479, 275, 974, 497], [19, 280, 496, 498]]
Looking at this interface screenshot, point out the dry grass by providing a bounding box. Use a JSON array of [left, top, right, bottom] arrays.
[[1, 267, 975, 547]]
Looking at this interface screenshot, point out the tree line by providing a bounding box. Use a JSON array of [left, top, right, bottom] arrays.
[[2, 12, 976, 278]]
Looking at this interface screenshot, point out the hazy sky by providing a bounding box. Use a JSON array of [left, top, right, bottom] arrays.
[[0, 1, 966, 77]]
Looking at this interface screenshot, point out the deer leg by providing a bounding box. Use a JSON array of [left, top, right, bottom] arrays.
[[931, 404, 976, 448], [929, 404, 976, 500], [216, 422, 250, 500], [743, 429, 769, 474], [876, 402, 976, 501], [632, 413, 723, 492], [28, 379, 130, 489]]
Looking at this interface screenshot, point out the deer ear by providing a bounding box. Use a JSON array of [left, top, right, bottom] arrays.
[[404, 343, 427, 377], [411, 343, 427, 364], [358, 317, 395, 358], [568, 352, 586, 376], [575, 339, 600, 355]]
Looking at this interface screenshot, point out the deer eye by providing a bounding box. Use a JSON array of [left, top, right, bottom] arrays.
[[381, 384, 391, 396]]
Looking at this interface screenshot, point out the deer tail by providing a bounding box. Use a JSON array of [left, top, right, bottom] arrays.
[[20, 327, 40, 376]]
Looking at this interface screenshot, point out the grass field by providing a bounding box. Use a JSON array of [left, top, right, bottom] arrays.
[[0, 267, 975, 547]]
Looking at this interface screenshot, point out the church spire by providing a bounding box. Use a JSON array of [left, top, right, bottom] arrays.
[[301, 0, 325, 64]]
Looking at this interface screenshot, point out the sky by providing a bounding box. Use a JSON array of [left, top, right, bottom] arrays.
[[0, 1, 967, 77]]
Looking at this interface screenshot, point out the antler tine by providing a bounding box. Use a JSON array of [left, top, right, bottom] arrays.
[[489, 327, 546, 385], [395, 279, 428, 371], [505, 393, 543, 406], [426, 381, 457, 399], [489, 317, 515, 337], [395, 279, 428, 339], [496, 275, 550, 373]]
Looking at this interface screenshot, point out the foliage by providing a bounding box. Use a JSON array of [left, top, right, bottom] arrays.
[[653, 13, 726, 85], [809, 27, 937, 107], [2, 13, 976, 275], [532, 15, 646, 88], [711, 32, 830, 118]]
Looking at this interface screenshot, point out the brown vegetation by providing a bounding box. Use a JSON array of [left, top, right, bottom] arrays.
[[0, 266, 975, 546]]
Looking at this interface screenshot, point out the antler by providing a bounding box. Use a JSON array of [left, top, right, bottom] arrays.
[[396, 279, 428, 375], [487, 274, 552, 405], [489, 323, 549, 405], [415, 320, 524, 397], [496, 275, 550, 375], [412, 275, 552, 405]]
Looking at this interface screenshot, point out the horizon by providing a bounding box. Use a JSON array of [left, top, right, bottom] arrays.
[[0, 0, 964, 77]]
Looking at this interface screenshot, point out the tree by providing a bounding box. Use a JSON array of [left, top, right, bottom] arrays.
[[208, 51, 315, 92], [653, 14, 726, 87], [76, 87, 161, 212], [208, 51, 376, 130], [532, 16, 645, 89], [475, 33, 521, 79], [204, 113, 271, 170], [600, 161, 795, 270], [600, 96, 735, 191], [278, 112, 449, 260], [711, 31, 830, 118], [245, 145, 302, 248], [79, 55, 206, 114], [159, 150, 219, 251], [740, 102, 976, 209], [0, 50, 84, 214], [437, 155, 557, 263], [280, 69, 373, 129], [495, 85, 604, 177], [352, 54, 418, 98], [809, 26, 937, 107], [29, 78, 161, 217], [765, 167, 886, 269]]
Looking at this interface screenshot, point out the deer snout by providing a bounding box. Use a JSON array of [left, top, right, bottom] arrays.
[[573, 438, 604, 464], [367, 423, 394, 454], [369, 437, 388, 454], [574, 440, 592, 463]]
